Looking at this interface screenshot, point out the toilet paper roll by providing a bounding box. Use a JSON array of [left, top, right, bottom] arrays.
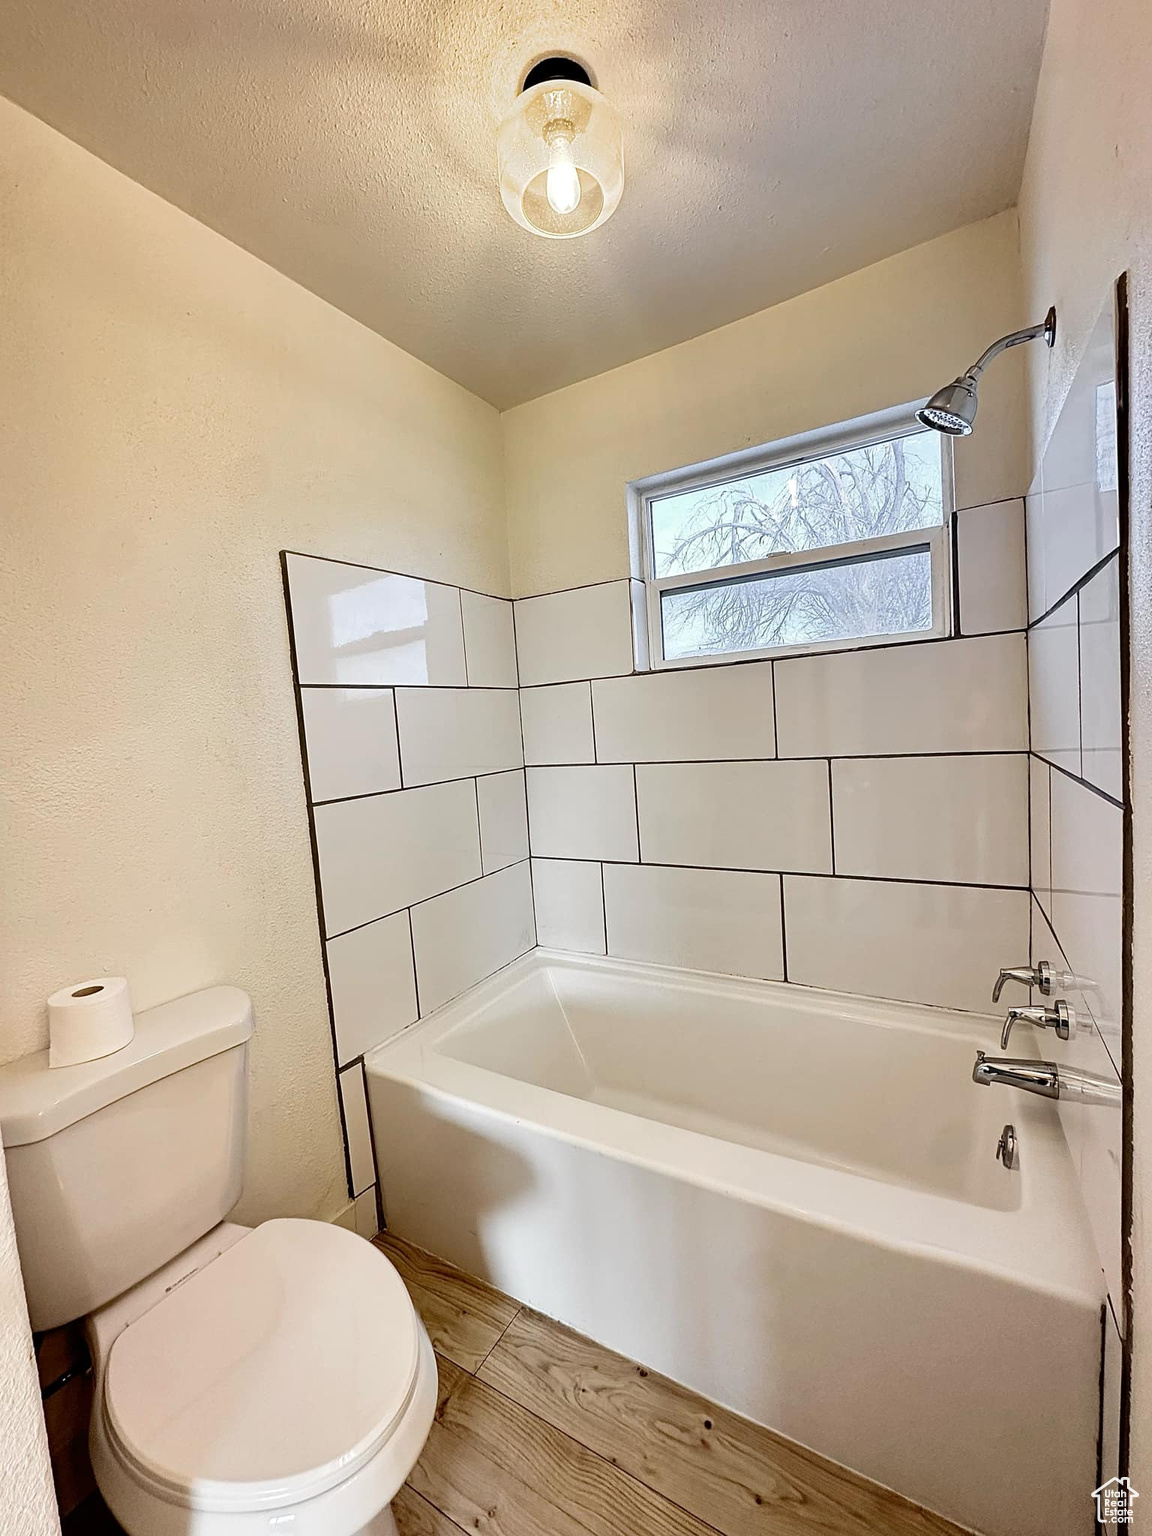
[[47, 977, 134, 1069]]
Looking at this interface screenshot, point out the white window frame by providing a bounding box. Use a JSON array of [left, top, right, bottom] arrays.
[[628, 402, 955, 672]]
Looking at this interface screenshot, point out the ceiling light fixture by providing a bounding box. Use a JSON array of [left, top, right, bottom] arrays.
[[497, 58, 624, 239]]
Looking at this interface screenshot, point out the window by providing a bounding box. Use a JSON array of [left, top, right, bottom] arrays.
[[632, 406, 953, 669]]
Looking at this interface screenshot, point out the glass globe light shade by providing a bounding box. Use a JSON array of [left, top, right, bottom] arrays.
[[497, 78, 624, 238]]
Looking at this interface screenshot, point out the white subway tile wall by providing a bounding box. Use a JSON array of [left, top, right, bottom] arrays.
[[394, 686, 522, 786], [285, 553, 467, 686], [784, 876, 1029, 1014], [592, 663, 776, 762], [326, 911, 418, 1065], [460, 589, 519, 688], [1023, 307, 1119, 624], [300, 687, 401, 802], [636, 760, 832, 874], [313, 778, 481, 936], [1049, 768, 1123, 1050], [503, 519, 1032, 1021], [283, 551, 530, 1204], [955, 500, 1029, 636], [1030, 755, 1053, 914], [1078, 558, 1123, 800], [477, 770, 530, 873], [1023, 295, 1124, 1362], [603, 863, 784, 981], [532, 858, 606, 953], [337, 1063, 376, 1197], [1028, 599, 1082, 776], [520, 681, 595, 765], [526, 764, 640, 861], [410, 861, 535, 1014], [1036, 898, 1123, 1306], [831, 754, 1029, 887], [514, 580, 635, 685], [773, 632, 1029, 757]]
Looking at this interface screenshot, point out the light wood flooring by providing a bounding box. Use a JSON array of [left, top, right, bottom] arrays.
[[63, 1230, 971, 1536]]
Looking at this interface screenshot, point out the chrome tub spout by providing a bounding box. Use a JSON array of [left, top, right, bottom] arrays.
[[972, 1052, 1120, 1107]]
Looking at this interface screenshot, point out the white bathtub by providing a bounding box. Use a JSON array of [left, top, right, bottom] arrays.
[[365, 951, 1103, 1536]]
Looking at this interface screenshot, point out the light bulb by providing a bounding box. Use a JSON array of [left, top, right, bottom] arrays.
[[497, 68, 624, 239], [545, 135, 581, 215]]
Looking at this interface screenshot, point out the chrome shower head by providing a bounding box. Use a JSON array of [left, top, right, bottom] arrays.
[[917, 377, 979, 436], [917, 306, 1056, 437]]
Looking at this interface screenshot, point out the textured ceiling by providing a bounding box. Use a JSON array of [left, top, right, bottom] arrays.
[[0, 0, 1049, 407]]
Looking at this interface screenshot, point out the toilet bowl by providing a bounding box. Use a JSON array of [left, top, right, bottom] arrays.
[[87, 1219, 438, 1536], [0, 987, 438, 1536]]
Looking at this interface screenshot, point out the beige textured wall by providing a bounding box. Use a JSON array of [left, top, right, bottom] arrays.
[[503, 211, 1027, 596], [0, 97, 506, 1228], [1017, 0, 1152, 1488], [0, 1148, 59, 1536]]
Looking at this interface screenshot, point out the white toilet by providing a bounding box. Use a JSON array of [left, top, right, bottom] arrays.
[[0, 985, 437, 1535]]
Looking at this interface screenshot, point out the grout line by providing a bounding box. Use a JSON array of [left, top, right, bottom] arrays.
[[298, 682, 520, 693], [508, 750, 1031, 771], [950, 493, 963, 636], [600, 860, 608, 955], [1025, 754, 1033, 947], [524, 855, 1029, 892], [392, 691, 405, 790], [325, 859, 531, 942], [954, 492, 1026, 516], [826, 758, 835, 875], [1115, 273, 1136, 1432], [473, 777, 484, 870], [514, 626, 1026, 687], [356, 1059, 384, 1206], [1046, 760, 1053, 902], [312, 766, 522, 808], [1039, 753, 1124, 810], [281, 546, 512, 605], [588, 680, 599, 764], [778, 876, 789, 983], [1027, 546, 1122, 633], [1076, 590, 1085, 780], [770, 657, 780, 754], [515, 575, 632, 602], [459, 589, 471, 688], [631, 764, 642, 861], [281, 553, 357, 1200], [407, 908, 423, 1019]]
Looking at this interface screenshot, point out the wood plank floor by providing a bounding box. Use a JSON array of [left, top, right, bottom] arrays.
[[64, 1230, 973, 1536]]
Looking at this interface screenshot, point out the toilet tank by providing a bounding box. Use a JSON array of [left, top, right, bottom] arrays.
[[0, 986, 252, 1331]]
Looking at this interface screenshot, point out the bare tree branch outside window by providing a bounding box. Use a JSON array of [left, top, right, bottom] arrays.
[[651, 434, 945, 660]]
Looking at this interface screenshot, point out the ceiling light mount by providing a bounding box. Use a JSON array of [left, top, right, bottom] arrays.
[[522, 57, 592, 92], [498, 56, 623, 239]]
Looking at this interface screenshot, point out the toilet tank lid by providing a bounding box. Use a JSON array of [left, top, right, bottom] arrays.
[[0, 986, 253, 1148]]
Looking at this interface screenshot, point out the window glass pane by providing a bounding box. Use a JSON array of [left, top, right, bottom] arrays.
[[661, 547, 933, 661], [651, 431, 944, 579]]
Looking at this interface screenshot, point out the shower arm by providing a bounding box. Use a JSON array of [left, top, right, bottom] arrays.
[[961, 307, 1058, 383]]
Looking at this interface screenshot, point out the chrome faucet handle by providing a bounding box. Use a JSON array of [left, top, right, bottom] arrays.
[[1001, 998, 1073, 1050], [992, 961, 1054, 1003]]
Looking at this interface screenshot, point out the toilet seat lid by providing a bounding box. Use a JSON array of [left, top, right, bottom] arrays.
[[104, 1219, 419, 1512]]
